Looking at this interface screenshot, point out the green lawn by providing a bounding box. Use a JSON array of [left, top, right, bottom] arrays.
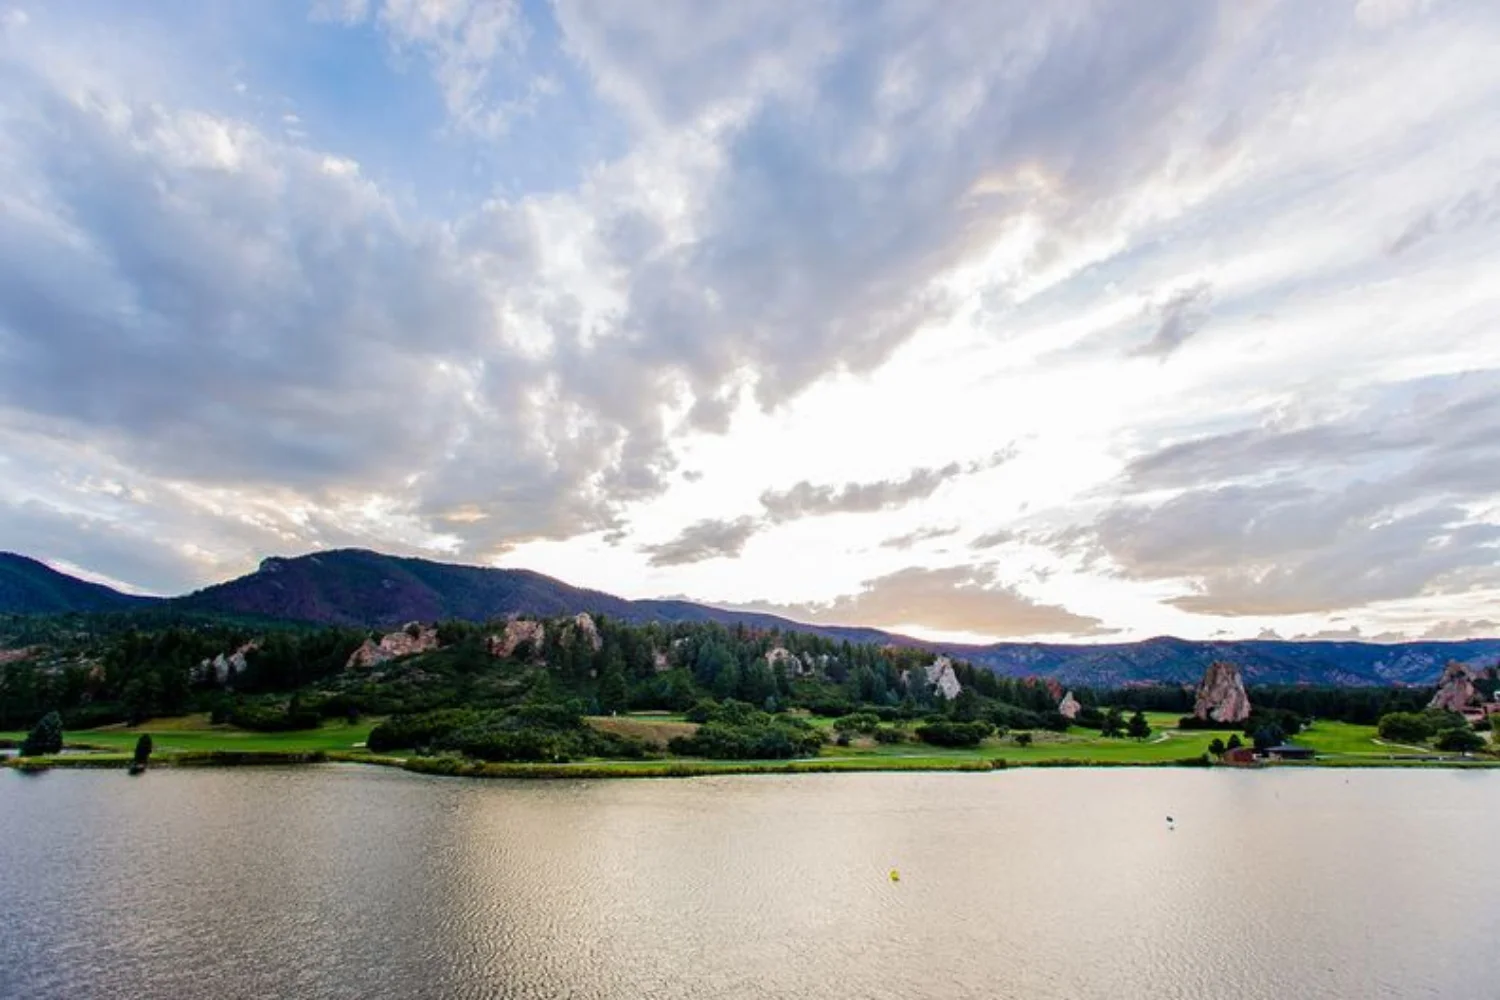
[[7, 712, 1492, 774], [1, 718, 376, 755], [823, 727, 1222, 764], [1296, 720, 1420, 756]]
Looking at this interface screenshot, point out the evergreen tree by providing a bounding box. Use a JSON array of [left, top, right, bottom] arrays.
[[599, 662, 629, 715], [19, 711, 63, 757], [1101, 707, 1125, 738], [1127, 710, 1152, 741], [742, 659, 777, 707], [133, 733, 154, 766], [712, 659, 741, 700]]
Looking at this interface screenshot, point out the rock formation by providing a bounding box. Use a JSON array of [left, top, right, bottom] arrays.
[[1192, 660, 1252, 723], [487, 619, 545, 660], [565, 612, 603, 652], [765, 646, 806, 676], [1428, 661, 1482, 713], [1057, 691, 1081, 720], [925, 656, 962, 701], [197, 641, 258, 686], [345, 623, 440, 670]]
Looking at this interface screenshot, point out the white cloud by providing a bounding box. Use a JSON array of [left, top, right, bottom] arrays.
[[0, 0, 1496, 644]]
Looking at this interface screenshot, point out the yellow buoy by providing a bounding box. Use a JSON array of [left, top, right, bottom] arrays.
[[889, 869, 900, 882]]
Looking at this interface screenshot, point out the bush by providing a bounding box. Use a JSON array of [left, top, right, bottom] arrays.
[[684, 699, 719, 724], [667, 706, 824, 760], [832, 712, 881, 736], [228, 700, 323, 732], [914, 720, 995, 748], [1378, 711, 1437, 744], [872, 726, 907, 744], [1243, 709, 1304, 739], [367, 709, 482, 752], [1435, 727, 1485, 753], [371, 705, 650, 763]]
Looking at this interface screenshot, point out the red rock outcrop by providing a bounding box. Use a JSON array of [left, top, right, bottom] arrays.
[[564, 613, 602, 652], [487, 619, 545, 660], [1192, 661, 1252, 723], [1428, 661, 1481, 713], [345, 623, 440, 670]]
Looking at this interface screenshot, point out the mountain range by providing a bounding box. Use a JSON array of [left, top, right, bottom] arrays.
[[2, 549, 1496, 687]]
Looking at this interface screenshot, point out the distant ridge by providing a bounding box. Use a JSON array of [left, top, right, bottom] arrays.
[[0, 552, 154, 614], [2, 548, 1496, 686]]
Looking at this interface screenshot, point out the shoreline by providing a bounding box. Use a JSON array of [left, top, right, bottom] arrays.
[[7, 748, 1498, 778]]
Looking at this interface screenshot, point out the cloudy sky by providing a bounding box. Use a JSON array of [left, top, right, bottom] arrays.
[[2, 0, 1497, 644]]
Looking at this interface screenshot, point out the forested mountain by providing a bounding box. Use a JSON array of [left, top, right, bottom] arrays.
[[1, 548, 1495, 686], [0, 553, 153, 614]]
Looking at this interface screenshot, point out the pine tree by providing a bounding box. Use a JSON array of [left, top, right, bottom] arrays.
[[20, 711, 63, 757], [1127, 710, 1152, 741], [1101, 707, 1125, 738], [599, 662, 628, 715]]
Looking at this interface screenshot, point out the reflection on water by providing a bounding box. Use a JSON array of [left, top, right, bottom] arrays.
[[2, 766, 1498, 999]]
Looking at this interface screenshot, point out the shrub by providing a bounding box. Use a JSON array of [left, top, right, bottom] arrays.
[[228, 700, 322, 732], [914, 720, 995, 748], [367, 709, 481, 752], [1377, 711, 1437, 744], [872, 726, 907, 744], [667, 707, 824, 760], [832, 712, 881, 736], [1435, 727, 1485, 753]]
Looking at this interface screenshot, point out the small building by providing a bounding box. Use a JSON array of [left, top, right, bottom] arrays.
[[1259, 744, 1316, 761], [1222, 747, 1258, 766]]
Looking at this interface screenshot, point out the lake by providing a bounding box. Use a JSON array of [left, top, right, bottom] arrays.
[[2, 766, 1497, 999]]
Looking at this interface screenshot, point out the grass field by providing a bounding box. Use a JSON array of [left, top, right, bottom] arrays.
[[6, 712, 1497, 775], [0, 714, 375, 755]]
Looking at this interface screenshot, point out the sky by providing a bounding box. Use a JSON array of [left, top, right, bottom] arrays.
[[1, 0, 1498, 645]]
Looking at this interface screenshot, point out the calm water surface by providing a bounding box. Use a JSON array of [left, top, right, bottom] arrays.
[[2, 766, 1498, 999]]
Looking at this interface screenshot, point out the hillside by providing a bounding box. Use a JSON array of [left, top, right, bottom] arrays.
[[2, 548, 1495, 686], [0, 553, 155, 615]]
